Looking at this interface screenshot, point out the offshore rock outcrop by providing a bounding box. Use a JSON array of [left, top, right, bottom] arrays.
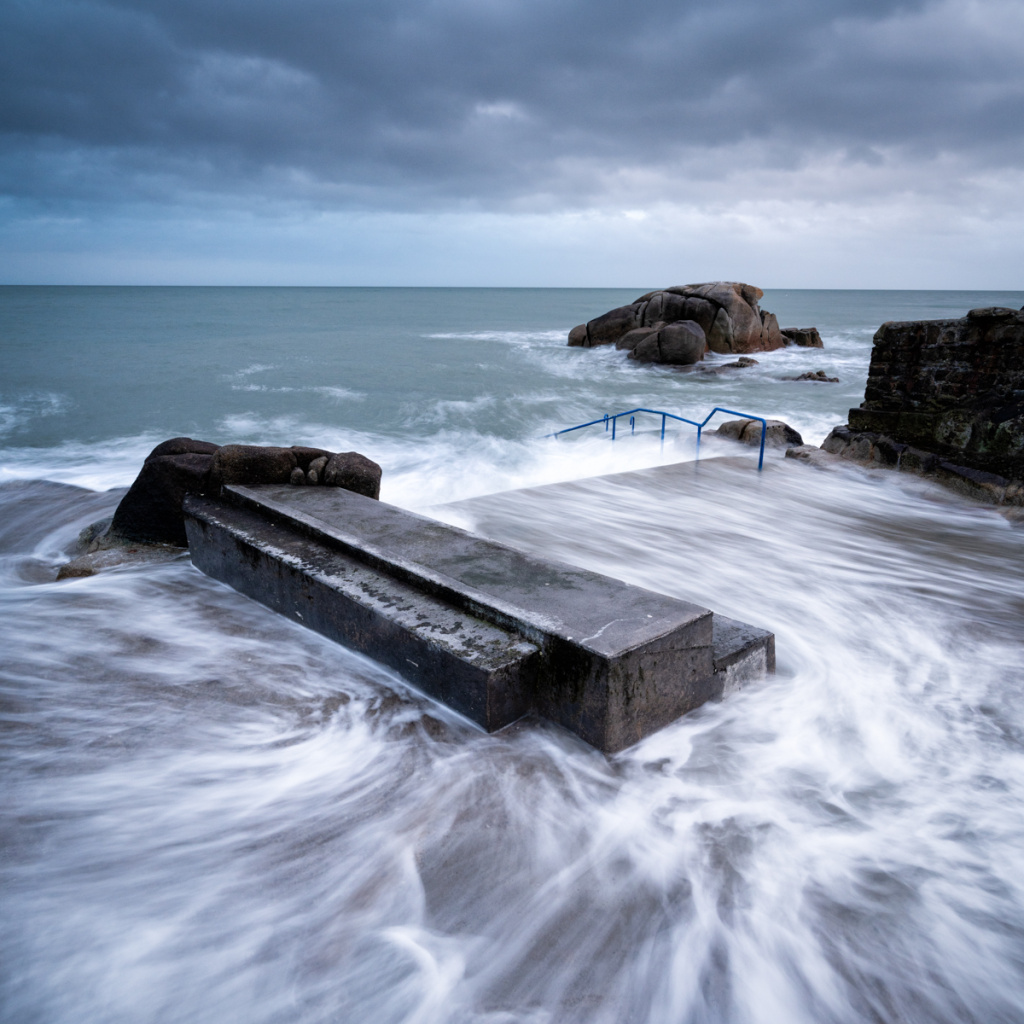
[[568, 282, 786, 358], [803, 306, 1024, 509]]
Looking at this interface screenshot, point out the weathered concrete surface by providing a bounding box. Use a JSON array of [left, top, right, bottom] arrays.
[[185, 477, 774, 753], [185, 494, 539, 732]]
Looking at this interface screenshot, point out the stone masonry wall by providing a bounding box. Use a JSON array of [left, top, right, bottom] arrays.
[[847, 306, 1024, 481]]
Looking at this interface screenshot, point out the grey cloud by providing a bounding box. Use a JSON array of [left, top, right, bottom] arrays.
[[1, 0, 1023, 211]]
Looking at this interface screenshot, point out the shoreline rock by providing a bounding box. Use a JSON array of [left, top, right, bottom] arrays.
[[58, 436, 383, 577], [715, 419, 804, 449]]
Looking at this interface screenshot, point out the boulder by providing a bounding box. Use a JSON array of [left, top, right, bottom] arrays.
[[104, 437, 384, 554], [781, 327, 824, 348], [615, 324, 663, 352], [567, 282, 786, 355], [629, 321, 707, 365], [208, 445, 298, 490], [323, 452, 382, 499], [109, 451, 215, 546], [716, 418, 804, 449]]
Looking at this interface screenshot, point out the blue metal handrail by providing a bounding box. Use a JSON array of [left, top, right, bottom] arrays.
[[548, 406, 769, 469]]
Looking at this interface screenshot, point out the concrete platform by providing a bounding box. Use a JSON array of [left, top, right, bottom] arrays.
[[184, 473, 773, 752]]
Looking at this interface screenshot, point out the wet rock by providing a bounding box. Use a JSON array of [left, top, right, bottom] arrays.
[[780, 327, 824, 348], [788, 370, 839, 382], [56, 544, 180, 580], [615, 324, 663, 352], [110, 451, 215, 546], [209, 445, 298, 490], [290, 446, 333, 471], [722, 357, 759, 369], [290, 467, 306, 486], [307, 456, 328, 483], [566, 282, 786, 354], [323, 452, 382, 499], [629, 321, 707, 365], [784, 445, 842, 468], [716, 419, 804, 448], [144, 436, 221, 460], [820, 425, 1023, 506]]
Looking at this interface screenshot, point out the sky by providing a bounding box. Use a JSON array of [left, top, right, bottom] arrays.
[[1, 0, 1023, 287]]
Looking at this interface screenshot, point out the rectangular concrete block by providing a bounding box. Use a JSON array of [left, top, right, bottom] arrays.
[[185, 494, 539, 732]]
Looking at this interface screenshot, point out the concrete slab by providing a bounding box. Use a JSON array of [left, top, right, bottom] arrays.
[[183, 460, 774, 752], [185, 495, 538, 732]]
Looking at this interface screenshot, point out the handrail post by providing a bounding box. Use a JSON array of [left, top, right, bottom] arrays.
[[661, 414, 666, 442], [630, 416, 635, 435], [611, 416, 616, 440], [604, 414, 609, 432]]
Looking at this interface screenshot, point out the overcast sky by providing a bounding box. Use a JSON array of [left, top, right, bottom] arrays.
[[2, 0, 1023, 286]]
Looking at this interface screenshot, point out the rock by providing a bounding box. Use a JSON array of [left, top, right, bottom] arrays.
[[629, 321, 707, 365], [722, 357, 759, 368], [568, 324, 589, 347], [209, 445, 298, 490], [788, 370, 839, 382], [716, 418, 804, 448], [56, 544, 180, 581], [847, 306, 1024, 483], [780, 327, 824, 348], [784, 444, 842, 468], [566, 282, 786, 355], [107, 437, 383, 551], [290, 446, 333, 470], [306, 456, 328, 485], [109, 450, 216, 546], [821, 424, 1023, 506], [144, 436, 221, 460], [615, 324, 663, 352], [323, 452, 382, 499]]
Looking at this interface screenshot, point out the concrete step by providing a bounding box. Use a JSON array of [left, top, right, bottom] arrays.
[[184, 484, 773, 752]]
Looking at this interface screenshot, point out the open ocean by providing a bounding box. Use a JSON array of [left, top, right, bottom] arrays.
[[2, 286, 1024, 1024]]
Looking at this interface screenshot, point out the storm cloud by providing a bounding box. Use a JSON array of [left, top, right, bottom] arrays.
[[2, 0, 1023, 283]]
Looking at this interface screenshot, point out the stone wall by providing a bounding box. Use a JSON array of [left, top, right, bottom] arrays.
[[847, 306, 1024, 481]]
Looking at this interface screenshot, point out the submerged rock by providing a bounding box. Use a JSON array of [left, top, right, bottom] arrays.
[[788, 370, 839, 382], [567, 282, 786, 357]]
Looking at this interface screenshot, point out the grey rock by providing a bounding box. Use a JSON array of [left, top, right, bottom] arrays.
[[290, 467, 306, 485], [716, 418, 804, 448], [629, 320, 707, 365], [722, 356, 759, 368], [290, 445, 333, 470], [567, 282, 786, 355]]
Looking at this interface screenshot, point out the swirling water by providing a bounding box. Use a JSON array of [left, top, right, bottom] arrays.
[[1, 287, 1023, 1023]]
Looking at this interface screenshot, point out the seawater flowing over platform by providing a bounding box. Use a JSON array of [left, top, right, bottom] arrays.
[[183, 463, 773, 753]]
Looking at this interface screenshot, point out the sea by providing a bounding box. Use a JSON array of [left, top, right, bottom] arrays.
[[2, 286, 1023, 1024]]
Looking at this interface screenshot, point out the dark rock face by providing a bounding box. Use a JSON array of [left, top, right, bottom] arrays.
[[788, 370, 839, 382], [323, 452, 382, 499], [780, 327, 824, 348], [209, 445, 298, 489], [629, 320, 707, 365], [848, 306, 1024, 482], [110, 451, 215, 546], [716, 419, 804, 448], [106, 438, 383, 549], [821, 425, 1023, 506], [567, 282, 786, 356]]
